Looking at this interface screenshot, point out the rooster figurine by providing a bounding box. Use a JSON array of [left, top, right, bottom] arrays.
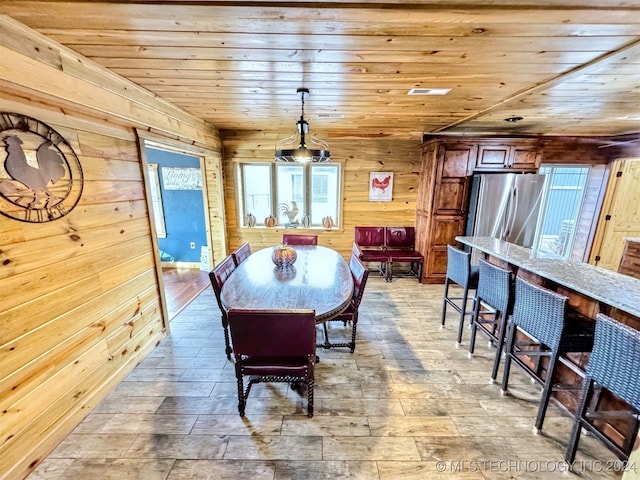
[[278, 201, 299, 226], [2, 135, 66, 209], [371, 174, 392, 192]]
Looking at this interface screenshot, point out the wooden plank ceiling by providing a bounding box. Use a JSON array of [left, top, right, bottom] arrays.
[[1, 1, 639, 140]]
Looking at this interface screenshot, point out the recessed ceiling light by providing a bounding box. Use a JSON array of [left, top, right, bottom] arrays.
[[408, 88, 452, 96], [504, 116, 524, 123]]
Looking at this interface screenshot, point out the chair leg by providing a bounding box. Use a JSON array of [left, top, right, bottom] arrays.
[[350, 318, 358, 353], [469, 295, 481, 355], [456, 286, 471, 346], [501, 321, 516, 395], [386, 261, 393, 282], [440, 280, 451, 327], [235, 367, 246, 416], [222, 324, 232, 360], [322, 322, 331, 349], [566, 377, 594, 464], [534, 350, 560, 432], [491, 313, 508, 382], [379, 261, 386, 278], [307, 377, 314, 418]]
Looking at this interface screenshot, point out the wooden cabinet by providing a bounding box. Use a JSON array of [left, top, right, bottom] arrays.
[[415, 136, 545, 283], [415, 139, 475, 283], [476, 140, 542, 171]]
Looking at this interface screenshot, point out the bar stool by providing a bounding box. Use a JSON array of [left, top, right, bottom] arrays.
[[468, 259, 513, 383], [440, 245, 479, 347], [566, 313, 640, 464], [501, 277, 595, 433]]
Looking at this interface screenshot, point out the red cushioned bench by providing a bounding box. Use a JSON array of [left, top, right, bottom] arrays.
[[353, 226, 423, 282], [385, 227, 423, 282]]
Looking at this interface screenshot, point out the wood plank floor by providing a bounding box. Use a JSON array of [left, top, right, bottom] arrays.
[[162, 267, 210, 321], [28, 278, 623, 480]]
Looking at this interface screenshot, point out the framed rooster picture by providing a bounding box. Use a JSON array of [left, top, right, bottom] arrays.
[[369, 172, 393, 202]]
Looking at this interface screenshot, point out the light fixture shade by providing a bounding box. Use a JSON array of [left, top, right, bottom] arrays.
[[275, 88, 331, 163]]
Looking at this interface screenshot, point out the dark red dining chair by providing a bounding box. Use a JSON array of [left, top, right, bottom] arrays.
[[208, 255, 237, 360], [231, 241, 251, 267], [227, 309, 317, 417], [282, 234, 318, 246], [319, 252, 369, 353]]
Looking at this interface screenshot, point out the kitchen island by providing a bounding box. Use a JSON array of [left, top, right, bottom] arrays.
[[455, 236, 640, 458], [456, 236, 640, 322]]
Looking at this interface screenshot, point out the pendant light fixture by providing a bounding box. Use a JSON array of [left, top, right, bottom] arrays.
[[274, 87, 330, 163]]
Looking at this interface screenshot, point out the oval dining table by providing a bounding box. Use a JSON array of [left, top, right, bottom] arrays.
[[220, 245, 354, 323]]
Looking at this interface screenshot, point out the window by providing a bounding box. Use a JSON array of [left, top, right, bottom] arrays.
[[238, 162, 341, 228], [240, 164, 272, 223], [535, 166, 590, 259]]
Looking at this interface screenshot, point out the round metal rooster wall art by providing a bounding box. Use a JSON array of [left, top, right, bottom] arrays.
[[0, 113, 83, 223]]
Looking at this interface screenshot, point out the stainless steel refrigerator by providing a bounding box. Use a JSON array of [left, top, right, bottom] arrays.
[[465, 173, 547, 261]]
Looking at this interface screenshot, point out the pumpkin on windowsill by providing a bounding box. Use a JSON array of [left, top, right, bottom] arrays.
[[264, 214, 277, 227], [322, 216, 334, 230], [272, 244, 297, 268]]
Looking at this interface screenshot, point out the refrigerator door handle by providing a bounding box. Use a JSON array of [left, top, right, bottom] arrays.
[[504, 186, 518, 239]]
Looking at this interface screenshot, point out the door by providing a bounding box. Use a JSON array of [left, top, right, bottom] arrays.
[[590, 158, 640, 271]]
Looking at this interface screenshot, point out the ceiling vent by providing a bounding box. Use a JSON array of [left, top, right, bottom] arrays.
[[408, 88, 451, 96], [317, 113, 344, 119]]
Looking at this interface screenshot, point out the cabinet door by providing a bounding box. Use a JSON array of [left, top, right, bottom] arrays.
[[439, 144, 475, 177], [431, 215, 465, 246], [423, 216, 465, 282], [425, 246, 449, 279], [433, 177, 469, 215], [476, 145, 509, 169], [510, 146, 542, 170], [476, 142, 542, 171]]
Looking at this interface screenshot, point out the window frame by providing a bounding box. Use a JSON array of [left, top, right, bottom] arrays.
[[237, 162, 342, 229], [147, 163, 167, 238]]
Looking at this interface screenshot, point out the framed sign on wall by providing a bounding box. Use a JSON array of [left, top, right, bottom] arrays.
[[369, 172, 393, 202]]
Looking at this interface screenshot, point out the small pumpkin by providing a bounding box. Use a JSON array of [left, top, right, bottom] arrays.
[[264, 214, 277, 227], [246, 213, 256, 228], [322, 216, 334, 229], [301, 214, 311, 228], [272, 244, 297, 268]]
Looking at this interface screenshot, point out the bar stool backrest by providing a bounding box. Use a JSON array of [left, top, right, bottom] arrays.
[[446, 245, 473, 287], [477, 259, 511, 315], [589, 313, 640, 410], [512, 277, 567, 350]]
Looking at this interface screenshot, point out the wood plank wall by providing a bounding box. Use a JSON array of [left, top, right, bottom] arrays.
[[222, 130, 423, 259], [0, 17, 223, 479], [0, 13, 637, 480]]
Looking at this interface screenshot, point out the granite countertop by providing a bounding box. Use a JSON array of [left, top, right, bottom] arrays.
[[456, 236, 640, 318]]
